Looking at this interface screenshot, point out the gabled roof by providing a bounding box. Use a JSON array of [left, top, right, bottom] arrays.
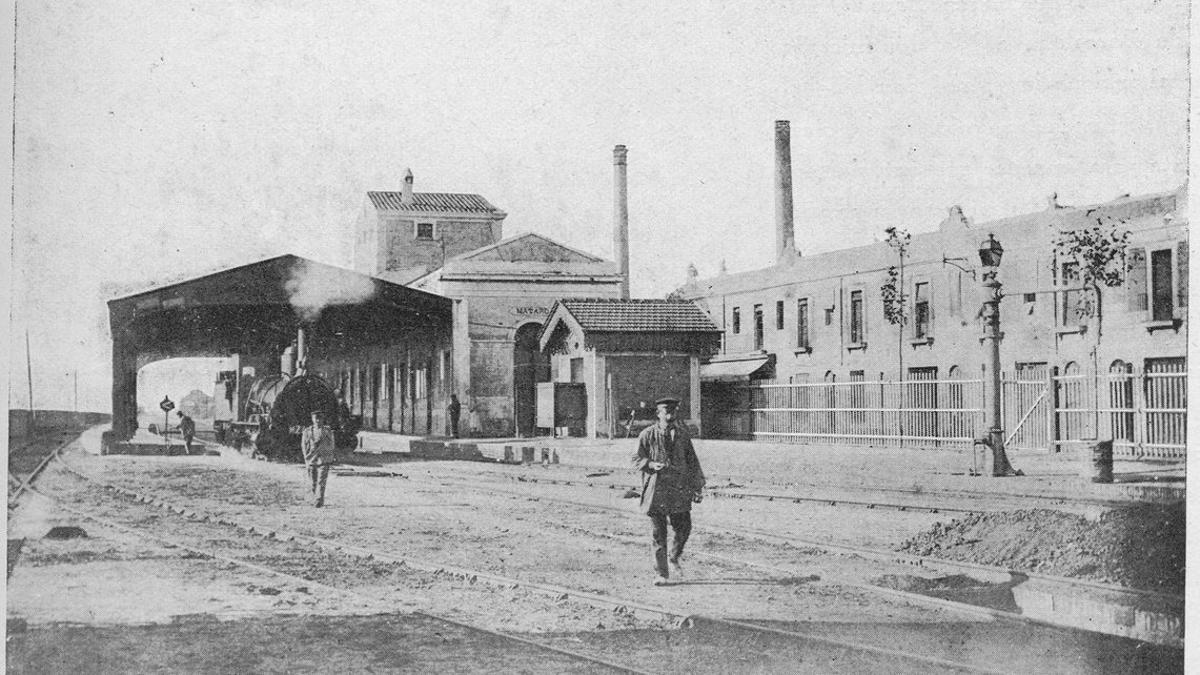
[[550, 299, 720, 333], [367, 191, 503, 215], [417, 233, 622, 284], [453, 232, 603, 264], [108, 254, 451, 322], [539, 298, 722, 355]]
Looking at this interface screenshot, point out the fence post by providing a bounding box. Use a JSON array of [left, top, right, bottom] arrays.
[[1132, 367, 1147, 458], [1047, 366, 1061, 453]]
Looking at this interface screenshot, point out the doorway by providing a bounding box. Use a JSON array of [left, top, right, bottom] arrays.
[[513, 323, 551, 437]]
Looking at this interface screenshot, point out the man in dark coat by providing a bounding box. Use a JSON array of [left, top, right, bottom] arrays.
[[447, 394, 462, 438], [633, 397, 705, 586], [302, 411, 337, 508], [176, 411, 196, 455]]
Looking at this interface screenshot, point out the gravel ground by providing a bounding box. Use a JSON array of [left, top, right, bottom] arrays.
[[896, 504, 1185, 593], [8, 436, 1183, 673]]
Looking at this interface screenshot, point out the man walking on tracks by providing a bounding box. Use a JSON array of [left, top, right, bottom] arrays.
[[176, 411, 196, 455], [633, 397, 705, 586], [302, 411, 337, 508]]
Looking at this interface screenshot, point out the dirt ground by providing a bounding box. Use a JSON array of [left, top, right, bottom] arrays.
[[6, 437, 1184, 673], [896, 504, 1185, 593]]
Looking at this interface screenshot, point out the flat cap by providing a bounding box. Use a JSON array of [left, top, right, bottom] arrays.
[[654, 397, 680, 408]]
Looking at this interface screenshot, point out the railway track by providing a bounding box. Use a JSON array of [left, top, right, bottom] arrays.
[[8, 434, 78, 508], [412, 467, 1183, 604], [27, 444, 1020, 674], [447, 460, 1165, 514], [8, 439, 651, 674]]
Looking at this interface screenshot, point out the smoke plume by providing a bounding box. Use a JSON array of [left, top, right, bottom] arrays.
[[284, 259, 376, 323]]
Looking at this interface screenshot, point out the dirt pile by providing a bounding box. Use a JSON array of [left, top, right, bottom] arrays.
[[897, 504, 1184, 594]]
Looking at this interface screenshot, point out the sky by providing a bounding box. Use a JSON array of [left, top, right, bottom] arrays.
[[5, 0, 1191, 413]]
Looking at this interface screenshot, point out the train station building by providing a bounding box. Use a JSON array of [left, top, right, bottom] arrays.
[[350, 155, 634, 437], [677, 122, 1188, 458]]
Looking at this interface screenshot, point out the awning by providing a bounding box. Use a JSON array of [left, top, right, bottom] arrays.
[[701, 357, 770, 382]]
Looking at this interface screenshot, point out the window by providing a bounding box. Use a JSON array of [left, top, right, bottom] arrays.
[[570, 358, 584, 383], [796, 299, 810, 349], [1151, 249, 1174, 321], [849, 370, 865, 397], [1060, 261, 1081, 325], [415, 222, 435, 240], [913, 282, 931, 338], [849, 291, 864, 344], [732, 307, 741, 334], [948, 271, 963, 316], [753, 304, 764, 350], [775, 301, 785, 330], [824, 307, 834, 326]]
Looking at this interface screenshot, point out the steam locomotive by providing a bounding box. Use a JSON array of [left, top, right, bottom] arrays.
[[214, 332, 361, 461]]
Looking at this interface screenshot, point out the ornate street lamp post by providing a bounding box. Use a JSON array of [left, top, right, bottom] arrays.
[[978, 234, 1019, 477]]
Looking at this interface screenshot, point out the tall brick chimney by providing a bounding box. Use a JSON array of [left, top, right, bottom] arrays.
[[774, 120, 795, 261], [613, 145, 630, 299], [401, 168, 414, 205]]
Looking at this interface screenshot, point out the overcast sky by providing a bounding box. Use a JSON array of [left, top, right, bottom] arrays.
[[6, 0, 1190, 412]]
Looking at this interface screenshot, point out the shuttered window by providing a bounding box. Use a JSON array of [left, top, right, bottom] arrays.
[[849, 291, 864, 344], [1151, 249, 1174, 321], [753, 304, 764, 350], [797, 299, 810, 349], [1061, 262, 1082, 326], [1126, 247, 1148, 312], [1176, 240, 1188, 310], [913, 282, 931, 338]]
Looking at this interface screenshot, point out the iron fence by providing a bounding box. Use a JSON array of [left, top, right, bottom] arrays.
[[738, 376, 985, 450], [719, 365, 1186, 459]]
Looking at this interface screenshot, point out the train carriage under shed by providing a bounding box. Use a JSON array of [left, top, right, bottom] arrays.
[[107, 254, 453, 445]]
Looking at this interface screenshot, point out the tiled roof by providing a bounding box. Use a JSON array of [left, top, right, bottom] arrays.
[[368, 191, 501, 214], [558, 299, 720, 333]]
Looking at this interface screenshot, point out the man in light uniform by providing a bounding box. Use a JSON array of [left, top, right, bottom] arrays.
[[633, 397, 705, 586], [301, 410, 337, 507]]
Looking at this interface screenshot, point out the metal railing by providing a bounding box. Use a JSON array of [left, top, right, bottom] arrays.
[[735, 376, 985, 450], [714, 365, 1186, 459]]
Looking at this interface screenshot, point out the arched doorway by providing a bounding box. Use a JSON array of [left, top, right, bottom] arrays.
[[513, 323, 551, 437], [1108, 360, 1134, 443]]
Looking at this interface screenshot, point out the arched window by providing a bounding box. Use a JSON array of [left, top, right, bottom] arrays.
[[945, 366, 966, 440], [822, 371, 837, 435], [1108, 360, 1134, 443]]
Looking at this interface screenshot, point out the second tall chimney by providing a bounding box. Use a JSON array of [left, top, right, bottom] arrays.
[[613, 145, 630, 299], [401, 168, 414, 205], [774, 120, 795, 261]]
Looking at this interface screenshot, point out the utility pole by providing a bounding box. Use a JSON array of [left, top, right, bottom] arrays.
[[26, 329, 34, 436]]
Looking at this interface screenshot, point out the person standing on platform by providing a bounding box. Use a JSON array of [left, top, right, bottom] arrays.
[[468, 398, 482, 437], [447, 394, 462, 438], [301, 411, 337, 508], [633, 397, 705, 586], [176, 411, 196, 455]]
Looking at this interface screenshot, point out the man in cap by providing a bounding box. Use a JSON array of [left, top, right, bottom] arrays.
[[301, 410, 337, 507], [633, 397, 705, 586], [176, 411, 196, 455]]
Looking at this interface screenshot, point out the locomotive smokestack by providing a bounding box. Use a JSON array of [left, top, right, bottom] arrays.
[[774, 120, 796, 261], [613, 145, 630, 299], [401, 168, 414, 205], [296, 326, 307, 375]]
